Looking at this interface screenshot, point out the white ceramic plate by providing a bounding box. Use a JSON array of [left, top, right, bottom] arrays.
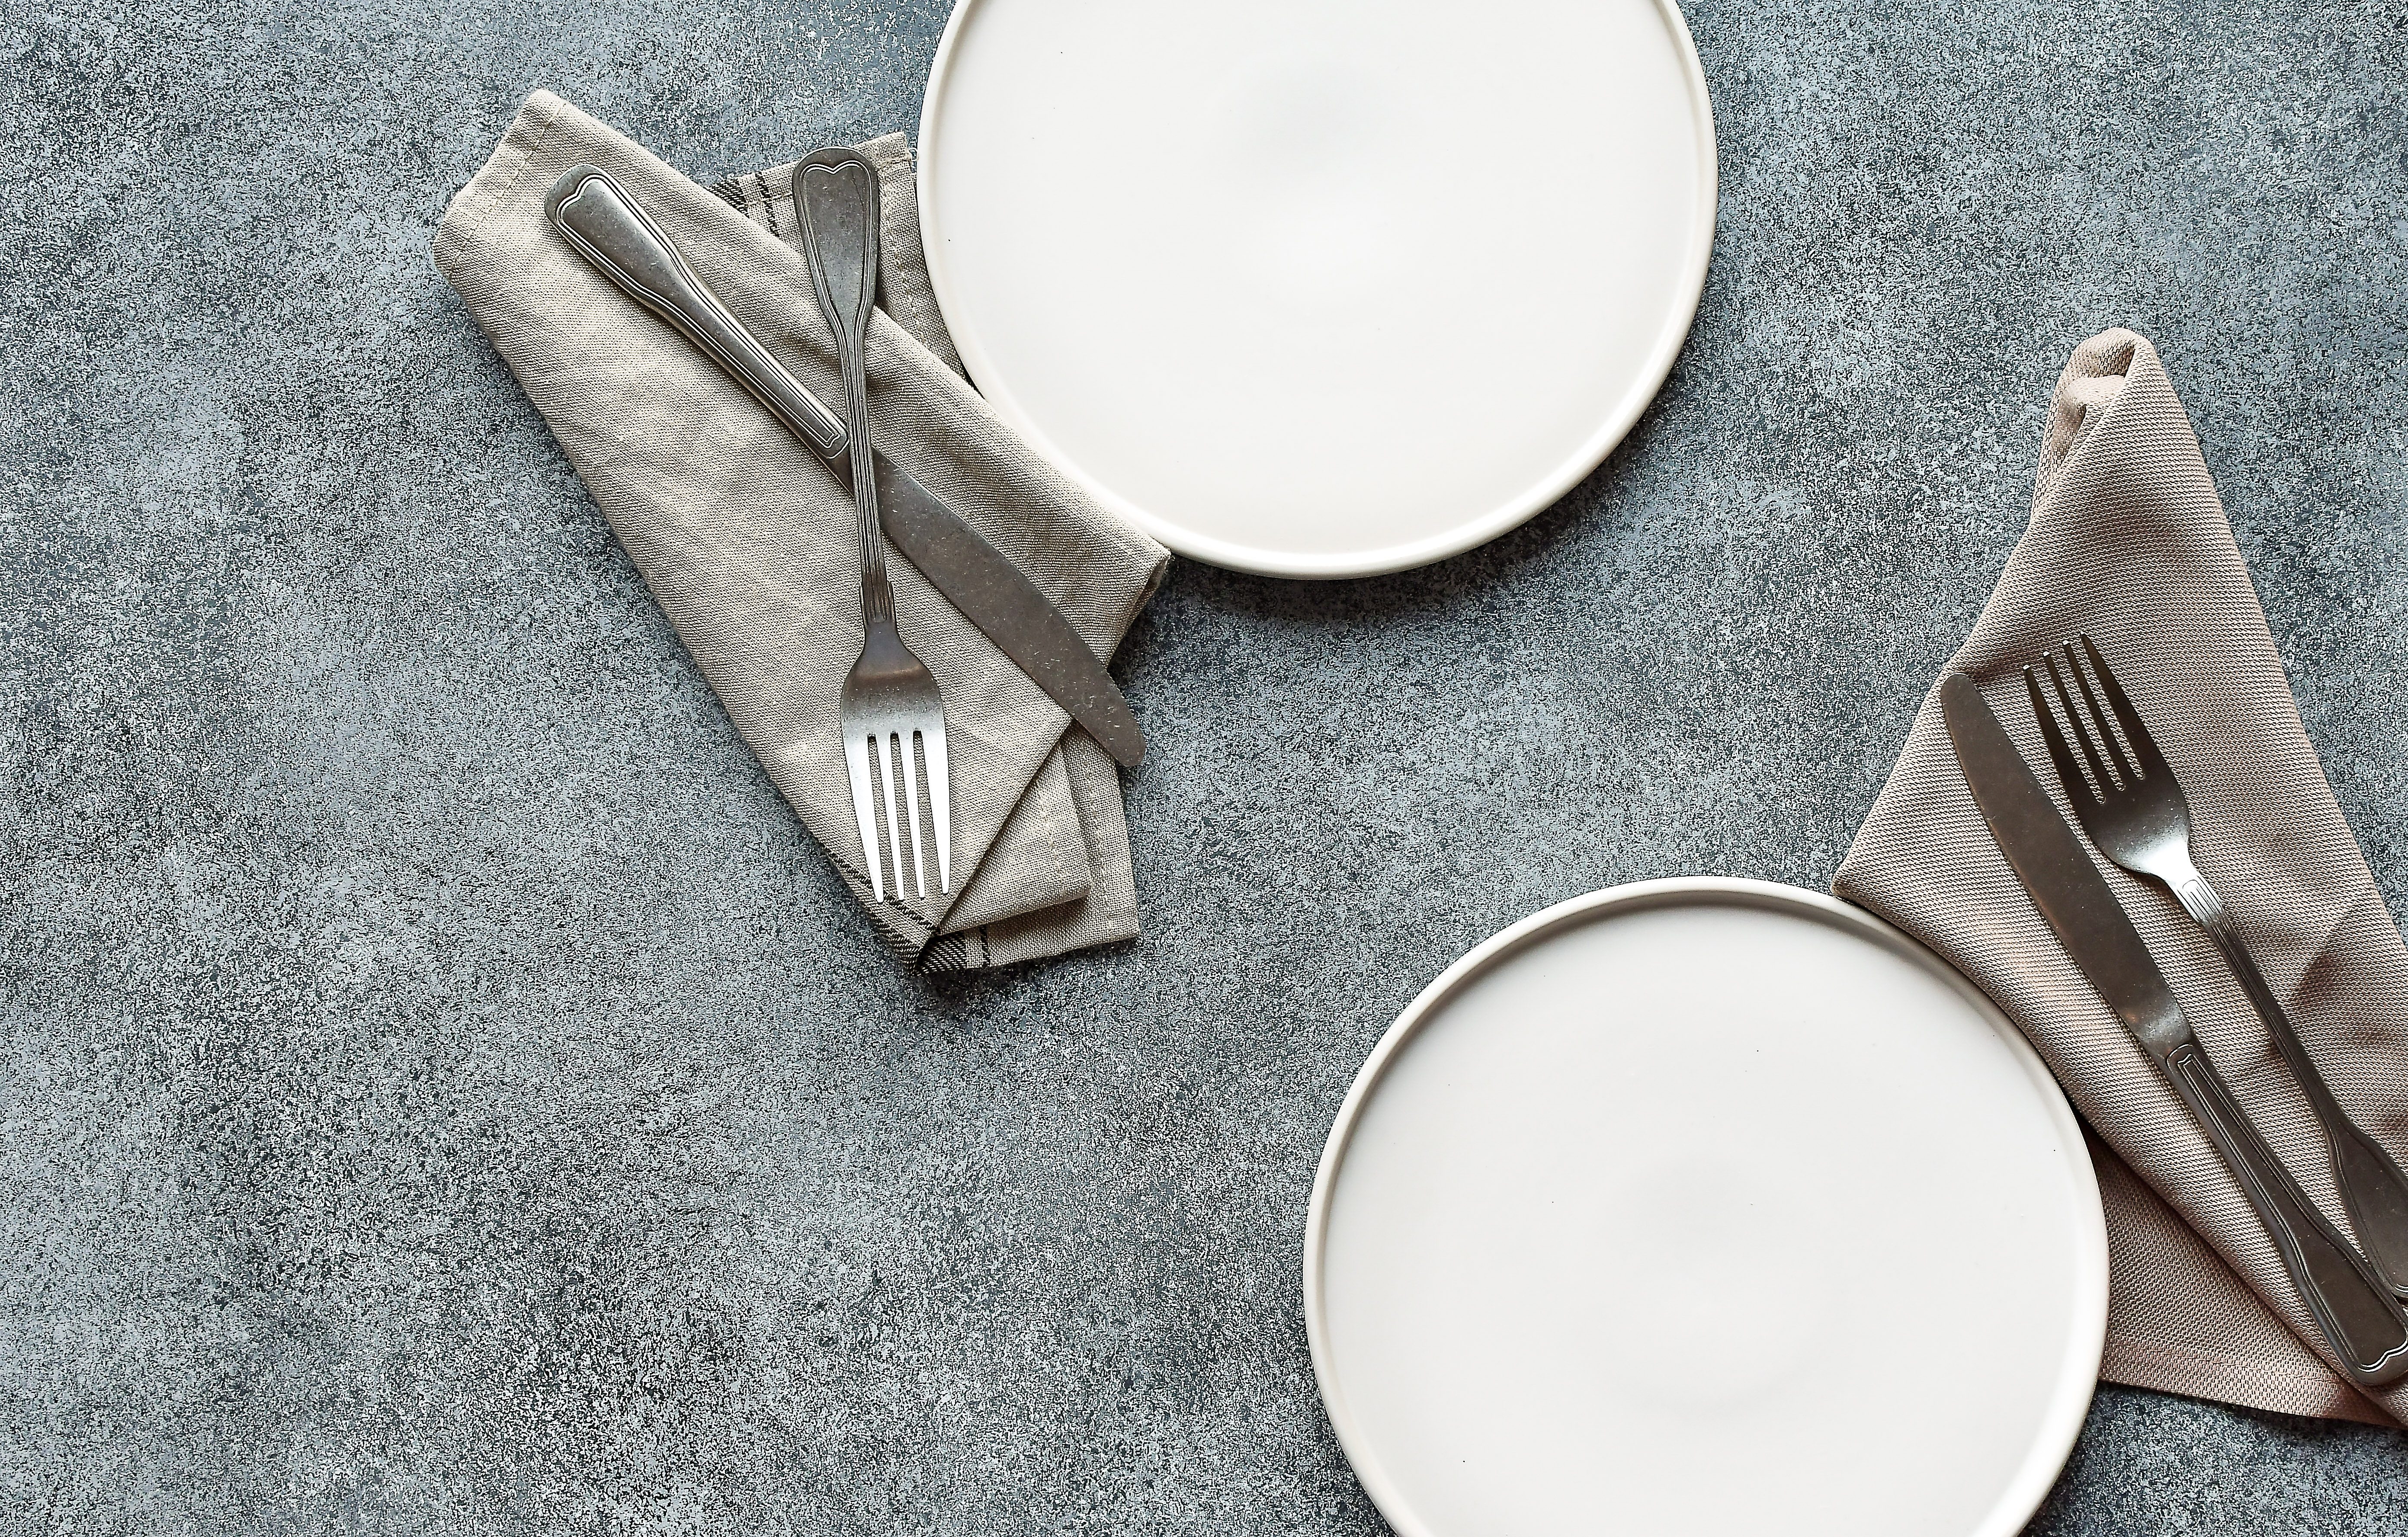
[[1305, 879, 2107, 1537], [917, 0, 1718, 577]]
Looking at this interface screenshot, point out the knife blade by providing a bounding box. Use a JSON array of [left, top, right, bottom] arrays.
[[544, 164, 1146, 768], [1941, 670, 2408, 1389]]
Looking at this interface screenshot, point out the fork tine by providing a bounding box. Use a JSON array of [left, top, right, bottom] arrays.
[[2062, 640, 2139, 789], [844, 731, 886, 903], [2079, 634, 2168, 780], [898, 727, 928, 899], [876, 732, 909, 906], [922, 723, 952, 895], [2043, 652, 2119, 799], [2025, 666, 2095, 807]]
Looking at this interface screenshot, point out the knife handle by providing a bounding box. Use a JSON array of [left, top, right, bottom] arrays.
[[545, 165, 847, 461], [2164, 1041, 2408, 1388]]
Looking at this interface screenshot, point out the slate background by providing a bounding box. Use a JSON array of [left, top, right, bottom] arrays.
[[6, 0, 2408, 1530]]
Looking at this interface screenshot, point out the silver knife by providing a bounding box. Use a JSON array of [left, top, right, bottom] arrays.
[[1942, 670, 2408, 1389], [542, 164, 1146, 769]]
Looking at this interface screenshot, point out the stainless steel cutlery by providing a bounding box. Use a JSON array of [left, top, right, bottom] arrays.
[[1946, 669, 2408, 1388], [2026, 636, 2408, 1298], [542, 163, 1147, 781], [795, 147, 951, 905]]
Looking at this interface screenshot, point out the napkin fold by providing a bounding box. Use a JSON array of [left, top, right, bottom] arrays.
[[433, 92, 1169, 970], [1837, 328, 2408, 1426]]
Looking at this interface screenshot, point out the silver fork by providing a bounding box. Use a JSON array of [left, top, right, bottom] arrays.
[[2027, 635, 2408, 1296], [795, 147, 950, 905]]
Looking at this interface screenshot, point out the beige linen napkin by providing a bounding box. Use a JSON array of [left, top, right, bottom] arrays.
[[433, 92, 1169, 970], [1837, 328, 2408, 1427]]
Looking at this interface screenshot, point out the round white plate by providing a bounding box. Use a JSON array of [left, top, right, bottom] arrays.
[[917, 0, 1718, 577], [1305, 878, 2107, 1537]]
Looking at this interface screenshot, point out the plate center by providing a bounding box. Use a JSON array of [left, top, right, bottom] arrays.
[[1582, 1156, 1838, 1408]]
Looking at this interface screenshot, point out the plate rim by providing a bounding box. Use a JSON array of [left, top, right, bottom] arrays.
[[915, 0, 1722, 579], [1301, 875, 2109, 1537]]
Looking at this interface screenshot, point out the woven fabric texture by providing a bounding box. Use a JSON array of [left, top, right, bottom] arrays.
[[433, 92, 1168, 969], [1836, 328, 2408, 1425]]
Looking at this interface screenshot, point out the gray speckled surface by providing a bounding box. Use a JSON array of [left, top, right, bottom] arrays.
[[4, 0, 2407, 1530]]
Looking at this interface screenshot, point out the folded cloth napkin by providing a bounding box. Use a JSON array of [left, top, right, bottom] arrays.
[[433, 92, 1169, 970], [1837, 328, 2408, 1427]]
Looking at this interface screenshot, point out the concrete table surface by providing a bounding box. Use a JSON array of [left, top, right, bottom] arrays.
[[6, 0, 2407, 1530]]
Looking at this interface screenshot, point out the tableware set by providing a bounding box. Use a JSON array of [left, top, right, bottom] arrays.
[[444, 0, 2408, 1524], [544, 160, 1148, 903], [1307, 618, 2408, 1536], [1946, 660, 2408, 1388], [2026, 638, 2408, 1294]]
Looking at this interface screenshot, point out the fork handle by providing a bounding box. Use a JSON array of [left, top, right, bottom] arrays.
[[794, 149, 895, 628], [2171, 871, 2408, 1298], [2162, 1039, 2408, 1387]]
